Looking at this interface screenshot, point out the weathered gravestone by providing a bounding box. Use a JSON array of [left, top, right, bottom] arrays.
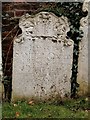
[[12, 12, 74, 101], [0, 32, 3, 101], [77, 1, 89, 95]]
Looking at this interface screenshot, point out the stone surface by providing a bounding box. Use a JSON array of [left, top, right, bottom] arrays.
[[77, 1, 89, 95], [12, 12, 73, 101], [0, 32, 3, 102]]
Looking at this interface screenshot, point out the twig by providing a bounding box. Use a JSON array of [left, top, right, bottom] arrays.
[[4, 29, 20, 75], [2, 25, 18, 42]]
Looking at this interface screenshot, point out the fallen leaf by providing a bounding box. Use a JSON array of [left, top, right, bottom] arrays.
[[13, 104, 17, 107], [27, 113, 31, 117], [28, 100, 34, 105], [85, 110, 88, 113], [85, 98, 88, 101], [16, 112, 20, 117]]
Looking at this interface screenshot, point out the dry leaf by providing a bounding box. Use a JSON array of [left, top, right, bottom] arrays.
[[16, 112, 20, 117], [13, 104, 17, 107], [85, 98, 88, 101], [85, 110, 88, 113], [28, 100, 34, 105]]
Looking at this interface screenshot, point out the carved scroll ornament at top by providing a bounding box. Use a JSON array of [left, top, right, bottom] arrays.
[[82, 0, 89, 12], [80, 0, 89, 27], [15, 12, 72, 45]]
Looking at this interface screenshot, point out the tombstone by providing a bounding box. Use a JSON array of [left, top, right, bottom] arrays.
[[77, 1, 89, 95], [0, 30, 2, 119], [12, 12, 74, 101], [0, 31, 3, 100]]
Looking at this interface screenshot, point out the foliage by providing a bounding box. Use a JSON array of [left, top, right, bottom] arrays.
[[2, 97, 89, 118]]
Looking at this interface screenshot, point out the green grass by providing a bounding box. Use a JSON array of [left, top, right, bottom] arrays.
[[2, 97, 89, 118], [0, 103, 2, 119]]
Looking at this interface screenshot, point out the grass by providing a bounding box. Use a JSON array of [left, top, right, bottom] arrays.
[[2, 97, 89, 119], [0, 103, 2, 119]]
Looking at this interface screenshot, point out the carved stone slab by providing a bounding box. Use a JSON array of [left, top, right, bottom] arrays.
[[12, 12, 73, 101], [0, 32, 3, 102], [77, 1, 89, 95]]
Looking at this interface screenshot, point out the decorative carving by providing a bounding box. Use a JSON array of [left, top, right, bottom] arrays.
[[80, 16, 88, 27], [16, 12, 72, 46], [80, 0, 89, 27], [39, 12, 51, 21], [82, 0, 89, 12]]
